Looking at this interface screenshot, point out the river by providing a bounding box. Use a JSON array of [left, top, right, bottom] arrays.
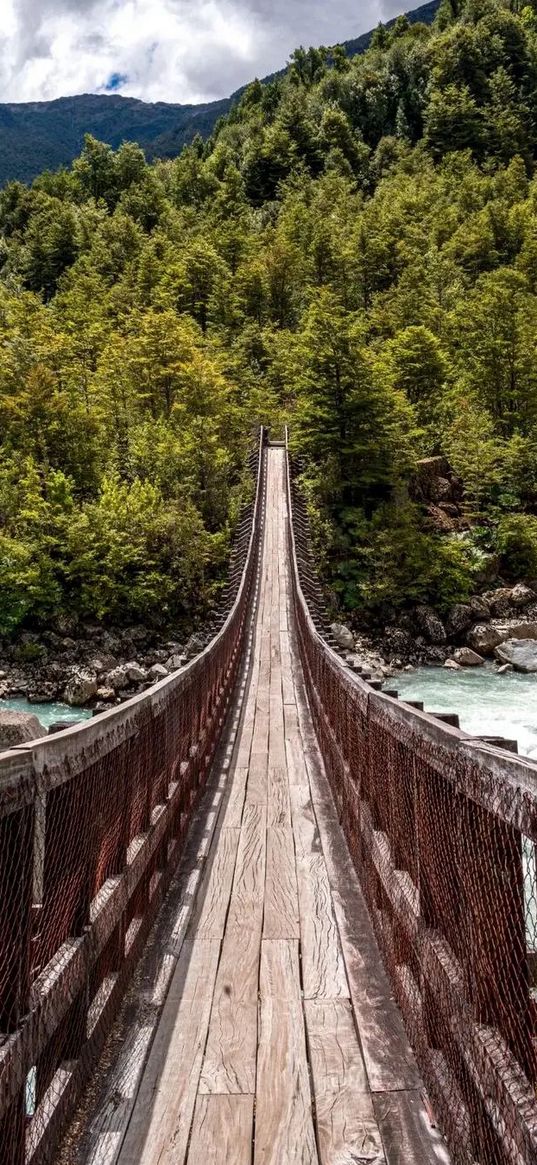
[[0, 696, 92, 731], [387, 665, 537, 759]]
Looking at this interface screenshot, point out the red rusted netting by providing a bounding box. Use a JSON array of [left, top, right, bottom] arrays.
[[0, 431, 266, 1165], [286, 439, 537, 1165]]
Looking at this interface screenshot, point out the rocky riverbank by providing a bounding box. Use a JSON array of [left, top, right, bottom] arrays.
[[0, 617, 208, 716], [331, 582, 537, 679]]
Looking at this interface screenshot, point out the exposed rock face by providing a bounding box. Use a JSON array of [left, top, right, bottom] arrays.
[[64, 669, 98, 707], [330, 623, 355, 651], [0, 710, 44, 750], [453, 647, 485, 667], [510, 584, 536, 608], [416, 606, 446, 644], [494, 639, 537, 673], [445, 604, 475, 637], [467, 625, 503, 655]]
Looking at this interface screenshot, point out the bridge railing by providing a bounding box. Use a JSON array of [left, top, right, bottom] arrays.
[[0, 430, 266, 1165], [285, 432, 537, 1165]]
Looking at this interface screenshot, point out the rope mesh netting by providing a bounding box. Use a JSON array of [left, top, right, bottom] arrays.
[[0, 433, 265, 1165], [287, 441, 537, 1165]]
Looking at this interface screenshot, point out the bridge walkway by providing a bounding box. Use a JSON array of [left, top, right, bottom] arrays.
[[110, 448, 449, 1165]]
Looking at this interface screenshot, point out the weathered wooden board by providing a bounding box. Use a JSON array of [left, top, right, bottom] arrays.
[[263, 827, 300, 940], [118, 940, 220, 1165], [305, 999, 385, 1164], [187, 1096, 254, 1164], [255, 940, 318, 1165]]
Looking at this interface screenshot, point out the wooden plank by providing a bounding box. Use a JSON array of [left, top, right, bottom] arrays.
[[372, 1091, 451, 1164], [290, 788, 348, 1000], [305, 1000, 385, 1165], [187, 1096, 254, 1164], [267, 766, 291, 827], [118, 940, 220, 1165], [200, 805, 265, 1094], [263, 827, 300, 940], [220, 766, 249, 830], [187, 828, 239, 938], [254, 940, 318, 1165]]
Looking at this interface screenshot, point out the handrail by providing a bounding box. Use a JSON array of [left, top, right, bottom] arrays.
[[285, 427, 537, 1165], [0, 429, 267, 1165]]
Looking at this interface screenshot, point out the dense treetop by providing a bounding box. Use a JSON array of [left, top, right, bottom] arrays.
[[2, 0, 537, 636]]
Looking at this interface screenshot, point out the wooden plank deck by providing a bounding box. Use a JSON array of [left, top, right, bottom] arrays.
[[113, 448, 450, 1165]]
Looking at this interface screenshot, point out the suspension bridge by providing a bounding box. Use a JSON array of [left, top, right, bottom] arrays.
[[1, 434, 537, 1165]]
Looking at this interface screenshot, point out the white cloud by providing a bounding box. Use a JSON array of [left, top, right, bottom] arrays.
[[0, 0, 410, 104]]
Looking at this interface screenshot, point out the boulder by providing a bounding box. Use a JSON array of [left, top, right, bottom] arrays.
[[185, 633, 207, 659], [469, 596, 491, 620], [27, 683, 58, 704], [105, 665, 131, 691], [64, 669, 98, 707], [0, 710, 44, 750], [444, 659, 462, 671], [453, 647, 485, 667], [149, 663, 169, 680], [483, 588, 513, 618], [497, 663, 514, 675], [124, 661, 146, 684], [467, 624, 503, 656], [165, 654, 187, 673], [493, 621, 537, 642], [96, 687, 115, 701], [494, 639, 537, 673], [510, 583, 536, 608], [415, 606, 446, 644], [330, 624, 355, 651], [445, 604, 475, 637]]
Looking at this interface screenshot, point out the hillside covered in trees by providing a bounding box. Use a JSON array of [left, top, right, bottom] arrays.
[[0, 2, 440, 188], [2, 0, 537, 642]]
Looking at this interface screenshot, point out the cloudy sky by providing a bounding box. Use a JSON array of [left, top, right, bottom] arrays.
[[0, 0, 407, 105]]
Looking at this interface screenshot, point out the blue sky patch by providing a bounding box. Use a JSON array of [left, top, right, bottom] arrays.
[[105, 72, 128, 91]]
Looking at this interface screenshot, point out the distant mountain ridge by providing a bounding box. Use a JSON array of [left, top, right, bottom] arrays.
[[0, 1, 440, 187]]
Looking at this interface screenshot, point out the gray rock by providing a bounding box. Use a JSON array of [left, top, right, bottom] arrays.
[[0, 710, 44, 750], [165, 654, 187, 672], [445, 604, 474, 637], [27, 683, 58, 703], [64, 669, 98, 706], [330, 623, 356, 651], [185, 633, 207, 659], [493, 621, 537, 641], [149, 663, 169, 680], [494, 639, 537, 672], [467, 624, 503, 655], [469, 596, 491, 620], [105, 665, 131, 691], [444, 659, 462, 671], [497, 663, 514, 674], [453, 647, 485, 667], [510, 584, 536, 608], [416, 606, 446, 644], [483, 588, 513, 618], [125, 661, 146, 684]]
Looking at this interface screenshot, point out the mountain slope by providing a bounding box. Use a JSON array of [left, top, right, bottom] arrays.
[[0, 0, 440, 187]]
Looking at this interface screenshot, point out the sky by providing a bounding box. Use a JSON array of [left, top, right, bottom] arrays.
[[0, 0, 407, 105]]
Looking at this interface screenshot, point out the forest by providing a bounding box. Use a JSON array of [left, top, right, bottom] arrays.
[[2, 0, 537, 639]]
